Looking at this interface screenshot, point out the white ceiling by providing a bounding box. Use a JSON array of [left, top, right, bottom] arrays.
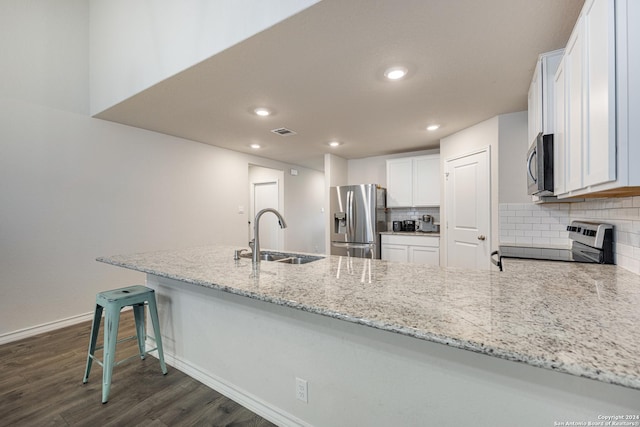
[[95, 0, 583, 171]]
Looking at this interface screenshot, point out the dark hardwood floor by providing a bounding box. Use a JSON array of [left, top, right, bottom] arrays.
[[0, 313, 277, 427]]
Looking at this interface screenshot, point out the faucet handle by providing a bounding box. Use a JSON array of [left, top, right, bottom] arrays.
[[234, 248, 248, 260]]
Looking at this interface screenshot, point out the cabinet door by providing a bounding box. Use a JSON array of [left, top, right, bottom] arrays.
[[386, 158, 413, 207], [381, 244, 409, 262], [554, 58, 567, 195], [565, 17, 584, 192], [541, 52, 563, 135], [583, 0, 616, 187], [409, 246, 440, 266], [412, 156, 440, 206], [528, 64, 542, 145]]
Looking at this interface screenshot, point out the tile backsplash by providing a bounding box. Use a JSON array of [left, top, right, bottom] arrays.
[[499, 197, 640, 274], [387, 207, 440, 227], [499, 204, 570, 246]]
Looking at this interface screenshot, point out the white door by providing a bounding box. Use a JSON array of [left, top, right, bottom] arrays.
[[252, 181, 282, 251], [445, 149, 490, 270]]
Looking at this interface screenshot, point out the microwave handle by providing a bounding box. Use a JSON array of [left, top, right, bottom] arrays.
[[527, 148, 537, 184]]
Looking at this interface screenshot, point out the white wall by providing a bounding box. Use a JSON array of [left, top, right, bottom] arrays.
[[89, 0, 319, 115], [0, 0, 89, 115], [283, 167, 325, 254], [323, 154, 348, 254], [498, 111, 530, 203], [249, 165, 325, 254], [0, 0, 324, 338]]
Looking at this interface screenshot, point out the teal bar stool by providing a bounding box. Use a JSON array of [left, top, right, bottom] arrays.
[[82, 285, 167, 403]]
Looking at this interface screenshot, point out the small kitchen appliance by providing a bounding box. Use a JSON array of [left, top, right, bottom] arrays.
[[418, 215, 438, 232], [393, 221, 403, 232], [402, 220, 416, 232], [492, 221, 614, 271]]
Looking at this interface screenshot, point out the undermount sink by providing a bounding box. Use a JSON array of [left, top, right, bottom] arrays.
[[240, 251, 323, 264]]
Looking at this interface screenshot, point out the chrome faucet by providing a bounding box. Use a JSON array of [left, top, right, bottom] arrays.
[[251, 208, 288, 264]]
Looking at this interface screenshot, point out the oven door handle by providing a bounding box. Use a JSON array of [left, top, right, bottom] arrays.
[[491, 250, 502, 271]]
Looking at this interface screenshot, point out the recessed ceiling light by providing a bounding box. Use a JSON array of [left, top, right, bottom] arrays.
[[384, 66, 408, 80], [250, 144, 261, 149], [254, 108, 271, 117], [426, 124, 440, 131], [328, 141, 341, 147]]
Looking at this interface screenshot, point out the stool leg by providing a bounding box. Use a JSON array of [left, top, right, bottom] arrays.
[[83, 305, 103, 383], [147, 296, 167, 375], [102, 304, 121, 404], [132, 303, 146, 359]]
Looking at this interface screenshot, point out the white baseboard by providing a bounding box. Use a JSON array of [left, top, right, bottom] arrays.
[[0, 311, 94, 345], [155, 350, 311, 427]]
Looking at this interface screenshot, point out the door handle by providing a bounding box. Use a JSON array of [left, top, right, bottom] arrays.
[[477, 235, 486, 241]]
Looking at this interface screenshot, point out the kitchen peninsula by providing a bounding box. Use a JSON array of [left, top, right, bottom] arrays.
[[98, 246, 640, 426]]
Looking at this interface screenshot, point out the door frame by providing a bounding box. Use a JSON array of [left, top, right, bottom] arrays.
[[443, 146, 492, 269], [250, 179, 283, 251], [248, 164, 285, 251]]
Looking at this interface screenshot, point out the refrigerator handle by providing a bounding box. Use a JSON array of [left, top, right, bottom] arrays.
[[347, 190, 354, 237]]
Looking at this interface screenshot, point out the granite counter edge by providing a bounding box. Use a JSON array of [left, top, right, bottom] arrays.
[[96, 256, 640, 391]]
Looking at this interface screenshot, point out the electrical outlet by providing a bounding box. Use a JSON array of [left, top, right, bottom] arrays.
[[295, 377, 308, 403]]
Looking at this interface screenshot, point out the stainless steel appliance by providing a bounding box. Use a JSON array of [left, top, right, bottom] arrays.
[[491, 221, 613, 271], [392, 221, 403, 232], [330, 184, 387, 258], [418, 215, 438, 232], [527, 132, 554, 196], [403, 220, 415, 232]]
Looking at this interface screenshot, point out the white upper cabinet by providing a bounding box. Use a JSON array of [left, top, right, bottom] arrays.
[[583, 0, 616, 187], [554, 0, 639, 198], [386, 157, 413, 207], [565, 17, 585, 193], [527, 49, 563, 145], [553, 57, 567, 195], [412, 155, 440, 206], [386, 155, 440, 207]]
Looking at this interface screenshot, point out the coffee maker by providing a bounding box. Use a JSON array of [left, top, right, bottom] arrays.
[[418, 215, 438, 232]]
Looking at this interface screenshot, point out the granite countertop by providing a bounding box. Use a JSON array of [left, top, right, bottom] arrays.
[[380, 231, 440, 236], [98, 246, 640, 390]]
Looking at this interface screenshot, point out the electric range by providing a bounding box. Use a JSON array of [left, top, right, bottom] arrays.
[[492, 221, 614, 271]]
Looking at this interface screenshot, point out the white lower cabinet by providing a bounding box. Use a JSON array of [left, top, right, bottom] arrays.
[[381, 234, 440, 266]]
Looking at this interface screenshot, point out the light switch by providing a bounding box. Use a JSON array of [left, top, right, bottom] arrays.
[[238, 205, 245, 214]]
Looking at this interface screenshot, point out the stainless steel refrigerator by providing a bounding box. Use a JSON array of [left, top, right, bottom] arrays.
[[330, 184, 387, 259]]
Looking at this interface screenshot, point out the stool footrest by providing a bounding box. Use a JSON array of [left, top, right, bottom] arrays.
[[94, 335, 138, 352], [87, 336, 162, 369]]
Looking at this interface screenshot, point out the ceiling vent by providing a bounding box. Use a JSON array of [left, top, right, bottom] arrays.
[[271, 127, 297, 136]]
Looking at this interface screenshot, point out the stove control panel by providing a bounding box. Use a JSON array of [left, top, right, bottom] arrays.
[[567, 221, 613, 249]]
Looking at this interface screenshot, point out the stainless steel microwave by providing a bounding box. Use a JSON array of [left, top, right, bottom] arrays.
[[527, 133, 554, 196]]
